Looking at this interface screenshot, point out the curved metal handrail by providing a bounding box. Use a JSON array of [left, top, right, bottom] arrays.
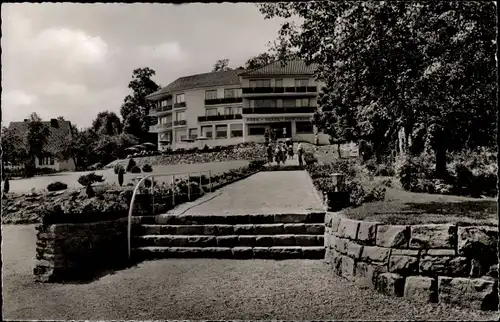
[[127, 170, 212, 260]]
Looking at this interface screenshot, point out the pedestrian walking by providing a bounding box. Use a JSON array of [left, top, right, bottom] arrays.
[[264, 129, 270, 145], [297, 142, 304, 166], [280, 142, 287, 164], [283, 127, 287, 139], [288, 143, 294, 160], [275, 144, 282, 165], [266, 144, 274, 164]]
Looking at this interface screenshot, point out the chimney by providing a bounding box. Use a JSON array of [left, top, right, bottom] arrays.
[[50, 118, 58, 128]]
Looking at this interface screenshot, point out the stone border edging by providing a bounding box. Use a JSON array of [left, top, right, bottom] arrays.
[[324, 211, 499, 311]]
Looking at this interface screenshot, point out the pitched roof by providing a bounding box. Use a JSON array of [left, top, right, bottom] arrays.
[[240, 59, 318, 77], [146, 69, 245, 100], [7, 119, 73, 155]]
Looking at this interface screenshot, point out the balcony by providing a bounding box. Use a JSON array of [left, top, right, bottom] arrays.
[[197, 114, 243, 122], [174, 102, 186, 108], [242, 86, 317, 96], [204, 97, 243, 105], [149, 123, 173, 132], [173, 120, 187, 126], [242, 107, 317, 114], [149, 105, 173, 116]]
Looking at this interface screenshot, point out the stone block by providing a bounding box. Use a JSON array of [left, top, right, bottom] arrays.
[[269, 246, 303, 259], [334, 237, 348, 254], [376, 273, 405, 297], [337, 219, 360, 240], [357, 221, 380, 245], [215, 236, 238, 247], [254, 224, 284, 235], [332, 251, 343, 276], [345, 240, 363, 260], [389, 255, 418, 275], [233, 224, 254, 235], [390, 249, 419, 256], [231, 247, 253, 259], [283, 223, 306, 234], [422, 249, 456, 256], [238, 235, 256, 247], [255, 236, 274, 247], [302, 246, 325, 259], [176, 225, 205, 235], [355, 261, 388, 288], [419, 256, 470, 277], [404, 276, 436, 303], [438, 276, 498, 310], [274, 213, 307, 223], [341, 255, 356, 281], [274, 235, 296, 246], [294, 235, 319, 246], [376, 225, 409, 248], [324, 212, 334, 228], [252, 247, 271, 258], [305, 224, 324, 234], [457, 226, 498, 264], [216, 225, 234, 235], [325, 247, 335, 264], [409, 224, 456, 249], [331, 214, 342, 233], [360, 246, 390, 263]]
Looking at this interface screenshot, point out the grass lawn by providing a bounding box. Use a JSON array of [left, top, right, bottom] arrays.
[[5, 160, 249, 194], [343, 177, 498, 226]]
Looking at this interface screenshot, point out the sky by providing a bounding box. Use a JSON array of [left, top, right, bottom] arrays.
[[1, 3, 288, 129]]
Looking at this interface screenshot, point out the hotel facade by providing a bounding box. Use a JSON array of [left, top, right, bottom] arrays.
[[146, 59, 329, 150]]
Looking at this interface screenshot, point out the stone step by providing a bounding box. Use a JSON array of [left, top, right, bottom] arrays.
[[133, 234, 324, 248], [135, 212, 325, 225], [132, 246, 325, 260], [134, 223, 324, 236]]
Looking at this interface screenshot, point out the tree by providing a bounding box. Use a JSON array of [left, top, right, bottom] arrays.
[[24, 113, 51, 174], [120, 67, 161, 143], [92, 111, 122, 136], [212, 58, 231, 72], [259, 2, 497, 176], [1, 127, 28, 171], [245, 52, 275, 70]]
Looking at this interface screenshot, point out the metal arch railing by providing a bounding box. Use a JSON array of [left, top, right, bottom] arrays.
[[127, 170, 212, 260]]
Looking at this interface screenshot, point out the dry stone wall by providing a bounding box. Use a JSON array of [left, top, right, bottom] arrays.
[[34, 217, 134, 282], [325, 212, 499, 310]]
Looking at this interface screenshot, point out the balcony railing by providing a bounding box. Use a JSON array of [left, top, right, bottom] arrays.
[[204, 97, 243, 105], [173, 120, 187, 126], [197, 114, 243, 122], [242, 86, 317, 94], [149, 123, 173, 132], [174, 102, 186, 108], [242, 107, 317, 114], [150, 105, 173, 115]]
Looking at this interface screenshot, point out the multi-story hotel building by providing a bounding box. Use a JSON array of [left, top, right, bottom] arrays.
[[146, 59, 329, 150]]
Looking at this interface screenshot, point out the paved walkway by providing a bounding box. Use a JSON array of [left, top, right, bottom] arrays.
[[172, 170, 324, 216]]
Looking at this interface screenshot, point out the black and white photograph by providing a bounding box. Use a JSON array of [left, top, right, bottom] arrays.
[[1, 1, 498, 320]]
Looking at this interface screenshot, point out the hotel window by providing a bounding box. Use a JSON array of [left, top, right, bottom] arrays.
[[205, 90, 218, 100], [176, 111, 186, 121], [159, 116, 171, 124], [295, 79, 309, 87], [296, 121, 314, 134], [215, 125, 228, 138], [189, 128, 198, 139], [230, 124, 243, 138], [160, 99, 171, 107], [176, 93, 185, 103], [235, 106, 242, 114], [252, 99, 276, 108], [39, 156, 54, 166], [295, 98, 310, 107], [206, 108, 218, 116], [248, 126, 266, 136], [275, 79, 283, 87], [176, 129, 187, 142], [224, 88, 242, 98], [201, 126, 213, 138], [283, 99, 296, 108], [225, 106, 241, 115], [249, 79, 271, 88]]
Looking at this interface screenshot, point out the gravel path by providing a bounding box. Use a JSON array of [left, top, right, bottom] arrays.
[[179, 170, 324, 215], [2, 225, 498, 320]]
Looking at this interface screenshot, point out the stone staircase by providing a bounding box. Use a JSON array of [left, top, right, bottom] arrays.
[[131, 212, 325, 260]]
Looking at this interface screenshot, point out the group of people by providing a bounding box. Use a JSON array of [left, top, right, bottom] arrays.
[[266, 138, 305, 166]]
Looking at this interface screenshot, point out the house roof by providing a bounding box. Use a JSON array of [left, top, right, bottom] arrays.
[[146, 69, 246, 100], [7, 119, 73, 155], [239, 59, 318, 77]]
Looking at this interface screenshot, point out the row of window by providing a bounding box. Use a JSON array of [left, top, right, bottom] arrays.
[[206, 106, 242, 116], [250, 98, 315, 108], [157, 93, 185, 108], [205, 88, 242, 100], [39, 156, 54, 166], [249, 78, 310, 88], [247, 122, 313, 136]]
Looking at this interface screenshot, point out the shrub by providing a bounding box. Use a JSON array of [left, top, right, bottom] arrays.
[[304, 152, 318, 165], [3, 177, 10, 194], [85, 184, 95, 198], [396, 156, 420, 191], [77, 172, 105, 186], [126, 158, 136, 172], [249, 159, 266, 171], [47, 181, 68, 192], [345, 179, 366, 206], [118, 169, 124, 186], [114, 163, 125, 175], [363, 185, 387, 203], [142, 164, 153, 173], [131, 166, 141, 173]]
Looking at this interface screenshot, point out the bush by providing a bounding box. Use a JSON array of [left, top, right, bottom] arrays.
[[249, 159, 266, 171], [142, 164, 153, 173], [126, 158, 136, 172], [396, 156, 420, 191], [114, 164, 125, 175], [303, 152, 318, 165], [47, 181, 68, 192], [363, 185, 387, 203], [85, 184, 95, 198], [77, 172, 105, 186], [131, 166, 141, 173], [3, 177, 10, 194]]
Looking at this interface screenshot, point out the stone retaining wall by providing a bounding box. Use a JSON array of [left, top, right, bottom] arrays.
[[325, 212, 499, 310], [34, 217, 133, 282]]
